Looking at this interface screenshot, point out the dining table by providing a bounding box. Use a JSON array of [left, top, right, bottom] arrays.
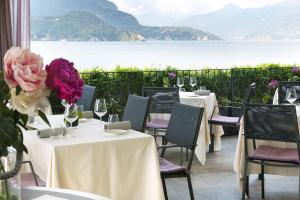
[[23, 115, 165, 200], [151, 91, 224, 164]]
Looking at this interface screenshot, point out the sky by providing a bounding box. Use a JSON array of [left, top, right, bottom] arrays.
[[110, 0, 285, 25]]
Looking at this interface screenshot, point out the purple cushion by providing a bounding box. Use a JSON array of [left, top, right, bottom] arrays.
[[159, 157, 186, 173], [250, 145, 300, 163], [146, 119, 169, 129], [21, 173, 46, 187], [210, 115, 239, 124]]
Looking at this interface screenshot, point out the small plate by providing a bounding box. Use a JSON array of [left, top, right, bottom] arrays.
[[105, 129, 127, 135]]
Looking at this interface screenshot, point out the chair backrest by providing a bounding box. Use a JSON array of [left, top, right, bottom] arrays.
[[244, 104, 299, 143], [76, 85, 96, 111], [278, 81, 300, 104], [142, 87, 179, 114], [243, 82, 256, 103], [122, 95, 150, 132], [165, 103, 204, 150]]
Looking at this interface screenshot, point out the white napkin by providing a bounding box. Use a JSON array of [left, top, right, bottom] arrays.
[[37, 127, 66, 138], [194, 90, 210, 96], [104, 121, 131, 130]]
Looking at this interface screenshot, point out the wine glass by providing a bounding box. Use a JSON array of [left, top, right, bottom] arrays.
[[64, 104, 78, 137], [61, 99, 68, 107], [286, 88, 297, 104], [94, 99, 107, 122], [190, 77, 197, 90], [177, 77, 184, 90]]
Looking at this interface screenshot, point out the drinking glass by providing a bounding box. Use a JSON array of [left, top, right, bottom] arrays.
[[108, 114, 119, 123], [77, 105, 84, 119], [94, 99, 107, 122], [286, 88, 297, 104], [199, 86, 206, 91], [190, 77, 197, 90], [64, 104, 78, 137], [177, 77, 184, 89]]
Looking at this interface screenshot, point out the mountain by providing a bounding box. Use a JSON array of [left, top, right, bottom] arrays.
[[31, 0, 220, 41], [177, 0, 300, 41]]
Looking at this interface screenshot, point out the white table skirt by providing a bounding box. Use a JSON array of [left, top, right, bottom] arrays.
[[151, 92, 224, 164], [23, 116, 164, 200]]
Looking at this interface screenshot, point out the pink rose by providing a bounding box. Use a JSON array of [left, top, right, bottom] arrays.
[[46, 58, 84, 104], [3, 47, 47, 93]]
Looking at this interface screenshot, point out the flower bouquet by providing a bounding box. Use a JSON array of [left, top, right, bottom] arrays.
[[262, 79, 278, 104], [0, 47, 84, 199]]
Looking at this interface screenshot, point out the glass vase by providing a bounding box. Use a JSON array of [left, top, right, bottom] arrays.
[[0, 148, 21, 200]]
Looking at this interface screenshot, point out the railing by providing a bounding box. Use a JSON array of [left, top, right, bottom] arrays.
[[78, 66, 293, 115]]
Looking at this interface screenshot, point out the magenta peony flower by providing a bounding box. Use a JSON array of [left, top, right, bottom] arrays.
[[268, 79, 278, 89], [46, 58, 84, 104], [291, 66, 300, 74]]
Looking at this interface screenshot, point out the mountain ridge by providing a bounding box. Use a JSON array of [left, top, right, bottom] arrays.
[[31, 0, 220, 41], [177, 0, 300, 41]]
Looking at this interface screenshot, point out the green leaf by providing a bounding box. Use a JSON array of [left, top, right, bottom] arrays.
[[16, 85, 22, 96], [38, 110, 51, 127]]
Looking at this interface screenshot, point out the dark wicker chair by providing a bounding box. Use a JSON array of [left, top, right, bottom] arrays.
[[142, 87, 179, 139], [159, 103, 204, 200], [122, 95, 150, 132], [208, 82, 256, 152], [242, 104, 300, 200], [278, 81, 300, 104]]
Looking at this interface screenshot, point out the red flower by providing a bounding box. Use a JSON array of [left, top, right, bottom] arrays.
[[46, 58, 84, 104]]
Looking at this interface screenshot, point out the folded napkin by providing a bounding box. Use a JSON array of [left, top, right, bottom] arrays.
[[37, 127, 66, 138], [194, 90, 210, 96], [104, 121, 131, 131]]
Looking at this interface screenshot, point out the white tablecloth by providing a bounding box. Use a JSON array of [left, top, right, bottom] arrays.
[[152, 92, 224, 164], [23, 116, 164, 200], [233, 111, 300, 191]]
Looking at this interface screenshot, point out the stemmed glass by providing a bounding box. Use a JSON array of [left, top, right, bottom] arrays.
[[94, 99, 107, 122], [61, 99, 68, 108], [286, 88, 297, 104], [177, 77, 184, 90], [64, 104, 78, 137], [190, 77, 197, 90]]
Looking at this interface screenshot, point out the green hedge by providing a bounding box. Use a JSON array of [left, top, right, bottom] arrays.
[[79, 63, 298, 116], [53, 63, 298, 116]]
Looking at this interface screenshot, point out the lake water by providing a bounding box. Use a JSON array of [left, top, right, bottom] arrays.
[[31, 41, 300, 71]]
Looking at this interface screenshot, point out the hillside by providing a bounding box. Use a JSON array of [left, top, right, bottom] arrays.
[[177, 0, 300, 41], [30, 0, 220, 41]]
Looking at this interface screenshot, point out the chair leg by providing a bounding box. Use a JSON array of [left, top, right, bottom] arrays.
[[261, 161, 265, 199], [298, 166, 300, 200], [209, 123, 214, 152], [187, 175, 195, 200], [161, 177, 168, 200], [23, 161, 39, 186], [246, 176, 249, 198], [186, 148, 189, 162], [242, 159, 248, 200], [180, 147, 184, 166]]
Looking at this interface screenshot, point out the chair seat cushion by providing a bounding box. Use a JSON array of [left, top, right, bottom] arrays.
[[209, 115, 239, 125], [146, 119, 169, 129], [249, 145, 300, 164], [159, 157, 186, 174], [21, 172, 46, 187]]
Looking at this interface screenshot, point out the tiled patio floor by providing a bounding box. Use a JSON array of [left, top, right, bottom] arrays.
[[165, 135, 299, 200]]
